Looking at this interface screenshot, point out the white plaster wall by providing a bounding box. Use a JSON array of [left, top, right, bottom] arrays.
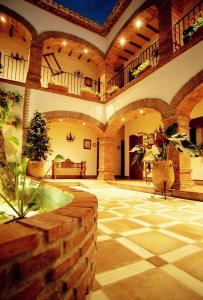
[[47, 121, 98, 176], [124, 111, 162, 176], [0, 0, 106, 52], [106, 41, 203, 120], [29, 89, 106, 123]]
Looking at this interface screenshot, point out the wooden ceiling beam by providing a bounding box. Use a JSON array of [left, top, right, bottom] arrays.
[[87, 58, 91, 63], [68, 50, 72, 56], [129, 41, 142, 49], [118, 55, 128, 61], [78, 54, 82, 59], [146, 24, 159, 33], [124, 49, 134, 55], [137, 33, 150, 41]]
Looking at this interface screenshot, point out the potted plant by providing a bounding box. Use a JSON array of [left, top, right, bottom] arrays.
[[130, 123, 199, 194], [80, 86, 99, 100], [183, 16, 203, 44], [48, 79, 68, 93], [23, 111, 52, 178], [132, 60, 151, 78], [107, 85, 119, 96]]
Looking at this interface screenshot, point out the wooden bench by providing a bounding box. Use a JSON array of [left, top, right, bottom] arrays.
[[52, 159, 86, 179]]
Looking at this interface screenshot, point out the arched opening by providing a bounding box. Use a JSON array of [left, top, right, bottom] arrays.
[[45, 111, 105, 179], [105, 5, 159, 92], [39, 33, 105, 98], [0, 11, 33, 82]]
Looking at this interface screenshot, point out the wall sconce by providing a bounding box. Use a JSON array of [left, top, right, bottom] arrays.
[[66, 131, 75, 142]]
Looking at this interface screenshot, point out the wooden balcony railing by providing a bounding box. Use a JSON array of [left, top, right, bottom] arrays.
[[173, 0, 203, 51], [0, 52, 28, 83], [107, 40, 159, 91], [41, 66, 101, 96]]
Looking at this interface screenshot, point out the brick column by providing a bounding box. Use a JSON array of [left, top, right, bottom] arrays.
[[97, 137, 115, 181], [100, 63, 114, 101], [163, 115, 194, 190], [26, 39, 43, 87], [157, 0, 173, 63]]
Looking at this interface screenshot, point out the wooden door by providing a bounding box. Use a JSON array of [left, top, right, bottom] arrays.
[[129, 135, 143, 179]]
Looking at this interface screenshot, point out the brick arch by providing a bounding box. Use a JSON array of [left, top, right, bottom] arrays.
[[104, 98, 170, 137], [44, 111, 105, 137], [38, 31, 105, 59], [170, 70, 203, 117], [105, 0, 157, 58], [0, 4, 37, 40]]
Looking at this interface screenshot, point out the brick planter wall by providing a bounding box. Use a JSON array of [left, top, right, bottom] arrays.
[[0, 183, 97, 300]]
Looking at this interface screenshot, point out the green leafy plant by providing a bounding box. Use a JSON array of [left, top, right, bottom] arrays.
[[130, 123, 199, 168], [0, 135, 64, 223], [81, 86, 98, 96], [107, 85, 119, 95], [23, 111, 52, 161], [132, 60, 150, 77], [184, 16, 203, 43]]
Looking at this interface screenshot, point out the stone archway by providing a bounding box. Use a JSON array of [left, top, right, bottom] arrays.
[[97, 98, 169, 181]]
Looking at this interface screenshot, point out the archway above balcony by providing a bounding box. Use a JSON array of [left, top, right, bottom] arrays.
[[104, 98, 169, 137], [44, 111, 105, 137]]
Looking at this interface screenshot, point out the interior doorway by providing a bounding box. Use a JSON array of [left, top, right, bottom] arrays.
[[129, 134, 143, 179]]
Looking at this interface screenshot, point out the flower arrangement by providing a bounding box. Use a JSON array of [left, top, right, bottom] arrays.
[[132, 60, 150, 77], [183, 15, 203, 43], [107, 85, 119, 95], [130, 123, 199, 167]]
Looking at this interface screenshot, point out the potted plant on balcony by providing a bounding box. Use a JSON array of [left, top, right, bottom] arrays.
[[132, 60, 151, 78], [48, 79, 68, 93], [107, 85, 119, 96], [23, 111, 52, 178], [130, 123, 199, 194], [183, 15, 203, 44], [80, 86, 99, 100]]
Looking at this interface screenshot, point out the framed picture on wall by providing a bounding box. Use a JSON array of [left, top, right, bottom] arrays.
[[84, 139, 91, 149]]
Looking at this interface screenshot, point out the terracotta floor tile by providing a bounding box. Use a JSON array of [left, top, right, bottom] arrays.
[[127, 231, 186, 255], [96, 239, 141, 273], [147, 256, 168, 267], [98, 211, 118, 219], [167, 224, 203, 241], [100, 219, 142, 232], [164, 210, 200, 219], [102, 268, 203, 300], [137, 213, 173, 225], [112, 207, 146, 216], [174, 251, 203, 281]]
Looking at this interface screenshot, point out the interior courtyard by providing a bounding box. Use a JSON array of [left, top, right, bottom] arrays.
[[0, 0, 203, 299]]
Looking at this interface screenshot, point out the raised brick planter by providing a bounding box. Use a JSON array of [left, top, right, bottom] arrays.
[[0, 183, 97, 300]]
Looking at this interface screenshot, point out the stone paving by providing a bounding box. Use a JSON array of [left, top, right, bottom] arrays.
[[77, 181, 203, 300]]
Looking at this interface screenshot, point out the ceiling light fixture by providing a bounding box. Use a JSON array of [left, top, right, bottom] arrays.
[[121, 117, 125, 122], [0, 16, 6, 24], [84, 49, 88, 53], [139, 109, 144, 114], [59, 119, 62, 122], [119, 38, 126, 46], [135, 19, 142, 29], [82, 122, 86, 125], [62, 40, 67, 46]]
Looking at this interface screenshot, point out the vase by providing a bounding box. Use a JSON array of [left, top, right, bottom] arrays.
[[152, 160, 175, 193], [27, 161, 45, 178]]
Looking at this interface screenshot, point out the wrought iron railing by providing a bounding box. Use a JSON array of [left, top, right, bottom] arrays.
[[0, 52, 28, 83], [173, 0, 203, 50], [41, 66, 101, 96], [107, 40, 159, 90]]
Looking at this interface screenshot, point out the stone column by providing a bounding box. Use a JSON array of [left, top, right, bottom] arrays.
[[163, 115, 194, 190], [26, 39, 43, 87], [97, 137, 115, 181], [100, 63, 114, 101], [157, 0, 173, 63]]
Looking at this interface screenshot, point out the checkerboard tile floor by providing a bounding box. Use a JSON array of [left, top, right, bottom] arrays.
[[70, 182, 203, 300]]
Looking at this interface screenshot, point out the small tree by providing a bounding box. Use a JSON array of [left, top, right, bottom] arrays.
[[24, 111, 52, 161]]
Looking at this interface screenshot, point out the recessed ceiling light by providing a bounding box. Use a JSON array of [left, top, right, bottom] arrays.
[[82, 122, 86, 125], [84, 49, 88, 53], [62, 40, 67, 46], [0, 16, 6, 23], [121, 117, 125, 122], [139, 109, 144, 114], [135, 19, 142, 28], [59, 119, 62, 122], [119, 38, 126, 46]]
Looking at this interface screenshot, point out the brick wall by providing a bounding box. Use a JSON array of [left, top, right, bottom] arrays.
[[0, 183, 97, 300]]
